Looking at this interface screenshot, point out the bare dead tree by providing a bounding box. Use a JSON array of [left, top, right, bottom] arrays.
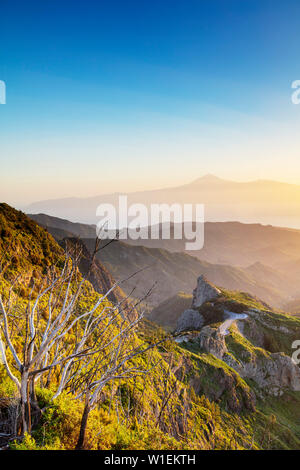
[[67, 317, 162, 450], [0, 236, 166, 445], [0, 243, 129, 435]]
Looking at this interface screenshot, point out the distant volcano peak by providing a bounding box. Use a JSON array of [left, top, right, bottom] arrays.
[[190, 174, 226, 185]]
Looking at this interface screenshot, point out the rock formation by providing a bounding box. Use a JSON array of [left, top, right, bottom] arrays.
[[192, 275, 221, 308], [176, 274, 300, 397], [176, 275, 221, 332], [197, 326, 228, 359], [176, 309, 204, 333], [196, 323, 300, 396]]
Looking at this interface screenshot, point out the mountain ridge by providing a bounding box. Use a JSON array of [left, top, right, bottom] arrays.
[[27, 174, 300, 206], [26, 174, 300, 228], [28, 212, 300, 310]]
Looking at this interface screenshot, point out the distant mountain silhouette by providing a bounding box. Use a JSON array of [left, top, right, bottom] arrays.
[[27, 175, 300, 228], [189, 174, 229, 185]]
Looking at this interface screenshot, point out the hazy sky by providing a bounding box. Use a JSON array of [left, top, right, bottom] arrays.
[[1, 0, 300, 206]]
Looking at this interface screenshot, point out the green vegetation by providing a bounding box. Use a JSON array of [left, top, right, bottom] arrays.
[[1, 204, 300, 450], [226, 324, 270, 362]]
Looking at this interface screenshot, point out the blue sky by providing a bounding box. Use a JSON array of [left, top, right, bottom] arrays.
[[1, 0, 300, 205]]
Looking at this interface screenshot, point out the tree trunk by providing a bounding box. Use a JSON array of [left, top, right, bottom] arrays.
[[30, 377, 42, 427], [20, 371, 31, 435], [75, 401, 91, 450]]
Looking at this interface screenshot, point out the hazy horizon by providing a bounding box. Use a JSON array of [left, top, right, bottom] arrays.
[[19, 173, 300, 230], [4, 173, 300, 210]]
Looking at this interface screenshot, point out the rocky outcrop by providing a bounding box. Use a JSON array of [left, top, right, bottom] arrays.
[[195, 323, 300, 396], [192, 275, 221, 308], [176, 275, 300, 397], [239, 352, 300, 396], [176, 276, 221, 332], [197, 326, 227, 359], [176, 309, 204, 333]]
